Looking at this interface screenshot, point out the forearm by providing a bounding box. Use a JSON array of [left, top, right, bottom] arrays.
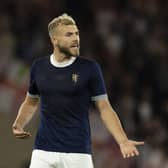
[[100, 104, 128, 145], [13, 101, 38, 129]]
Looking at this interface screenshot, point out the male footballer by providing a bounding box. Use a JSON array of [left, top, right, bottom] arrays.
[[12, 13, 144, 168]]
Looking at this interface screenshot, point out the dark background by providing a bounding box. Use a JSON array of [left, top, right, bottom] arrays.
[[0, 0, 168, 167]]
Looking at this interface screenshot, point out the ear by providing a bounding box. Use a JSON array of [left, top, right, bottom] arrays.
[[51, 35, 58, 45]]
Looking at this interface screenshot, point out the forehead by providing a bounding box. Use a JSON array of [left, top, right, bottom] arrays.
[[57, 25, 79, 34]]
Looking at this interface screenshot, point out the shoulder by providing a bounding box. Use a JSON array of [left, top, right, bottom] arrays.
[[77, 56, 99, 68], [30, 56, 50, 69], [29, 56, 50, 75], [32, 56, 49, 66]]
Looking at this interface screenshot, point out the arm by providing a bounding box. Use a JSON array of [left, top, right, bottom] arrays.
[[12, 94, 39, 139], [95, 98, 144, 158]]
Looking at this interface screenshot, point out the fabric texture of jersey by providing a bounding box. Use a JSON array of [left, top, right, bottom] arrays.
[[28, 55, 107, 154]]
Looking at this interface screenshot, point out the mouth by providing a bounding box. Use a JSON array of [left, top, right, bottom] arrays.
[[70, 44, 79, 48]]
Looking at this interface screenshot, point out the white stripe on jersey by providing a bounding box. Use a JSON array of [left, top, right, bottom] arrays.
[[27, 92, 40, 98], [91, 94, 108, 101]]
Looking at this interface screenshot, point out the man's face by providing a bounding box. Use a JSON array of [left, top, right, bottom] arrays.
[[52, 24, 80, 57]]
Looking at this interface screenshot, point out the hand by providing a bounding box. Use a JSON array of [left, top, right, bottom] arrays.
[[12, 125, 31, 139], [119, 140, 144, 158]]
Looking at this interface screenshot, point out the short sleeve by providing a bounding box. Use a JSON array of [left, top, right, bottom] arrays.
[[89, 62, 108, 101], [27, 62, 40, 98]]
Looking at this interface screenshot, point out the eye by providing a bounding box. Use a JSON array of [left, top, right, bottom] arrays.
[[65, 32, 73, 37]]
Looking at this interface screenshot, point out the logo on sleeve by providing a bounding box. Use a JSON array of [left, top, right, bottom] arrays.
[[72, 73, 79, 83]]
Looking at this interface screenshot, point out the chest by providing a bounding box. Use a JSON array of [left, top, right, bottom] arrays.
[[36, 67, 90, 95]]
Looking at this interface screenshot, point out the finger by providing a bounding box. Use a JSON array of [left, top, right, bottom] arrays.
[[12, 128, 24, 134], [16, 135, 30, 139], [131, 152, 135, 157], [132, 141, 144, 145], [14, 132, 31, 138], [15, 134, 31, 139], [14, 132, 31, 136], [15, 134, 29, 138], [126, 154, 130, 158], [15, 134, 31, 138], [133, 148, 139, 156], [122, 152, 126, 159]]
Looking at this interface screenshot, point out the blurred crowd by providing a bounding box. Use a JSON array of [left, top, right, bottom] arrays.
[[0, 0, 168, 167]]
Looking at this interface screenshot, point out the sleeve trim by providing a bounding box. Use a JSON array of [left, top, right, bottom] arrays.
[[91, 94, 108, 101], [27, 92, 40, 98]]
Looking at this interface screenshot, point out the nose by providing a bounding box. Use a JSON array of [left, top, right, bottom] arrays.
[[72, 39, 78, 44], [72, 36, 79, 45], [72, 35, 79, 41]]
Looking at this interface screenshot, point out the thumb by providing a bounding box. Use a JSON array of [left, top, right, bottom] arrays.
[[12, 125, 24, 133], [131, 140, 144, 145]]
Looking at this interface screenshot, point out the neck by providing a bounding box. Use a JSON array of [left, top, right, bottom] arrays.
[[53, 48, 71, 63]]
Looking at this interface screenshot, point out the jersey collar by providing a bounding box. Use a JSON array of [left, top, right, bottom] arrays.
[[50, 54, 77, 68]]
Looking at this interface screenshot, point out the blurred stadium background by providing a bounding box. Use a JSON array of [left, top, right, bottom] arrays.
[[0, 0, 168, 167]]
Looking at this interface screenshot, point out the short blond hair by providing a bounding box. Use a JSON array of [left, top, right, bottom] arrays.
[[48, 13, 76, 37]]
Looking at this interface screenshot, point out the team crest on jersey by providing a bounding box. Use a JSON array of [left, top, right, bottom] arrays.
[[72, 73, 79, 83]]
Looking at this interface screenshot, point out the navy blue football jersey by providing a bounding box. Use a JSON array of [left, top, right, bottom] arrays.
[[28, 55, 107, 154]]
